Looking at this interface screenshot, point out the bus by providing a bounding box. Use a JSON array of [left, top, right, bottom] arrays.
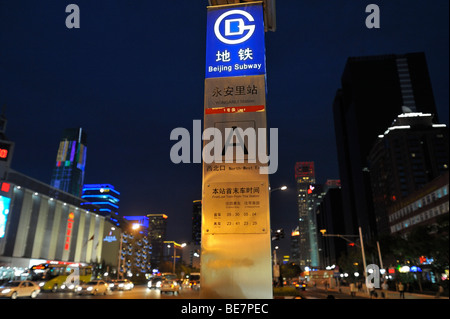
[[29, 263, 92, 292]]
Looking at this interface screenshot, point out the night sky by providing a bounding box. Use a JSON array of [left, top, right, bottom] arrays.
[[1, 1, 448, 256]]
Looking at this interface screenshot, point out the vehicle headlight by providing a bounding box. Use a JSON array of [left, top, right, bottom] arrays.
[[119, 283, 124, 287], [87, 287, 93, 291], [76, 287, 82, 291], [61, 284, 66, 289], [1, 289, 11, 294], [156, 281, 162, 288], [39, 282, 45, 287], [109, 283, 114, 288], [68, 284, 75, 290]]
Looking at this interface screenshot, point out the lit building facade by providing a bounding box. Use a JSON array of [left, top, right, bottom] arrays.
[[81, 184, 120, 222], [368, 112, 449, 234], [305, 183, 322, 268], [50, 128, 87, 198], [0, 120, 109, 283], [388, 172, 449, 236], [1, 170, 105, 276], [120, 216, 152, 278], [294, 162, 315, 267]]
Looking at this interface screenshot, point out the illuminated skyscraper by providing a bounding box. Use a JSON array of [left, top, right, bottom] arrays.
[[294, 162, 315, 267], [50, 128, 87, 197]]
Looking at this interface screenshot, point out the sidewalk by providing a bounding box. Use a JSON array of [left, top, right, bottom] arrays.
[[325, 285, 449, 299]]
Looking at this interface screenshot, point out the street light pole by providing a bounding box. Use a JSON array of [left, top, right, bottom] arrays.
[[358, 227, 368, 294], [320, 227, 369, 295]]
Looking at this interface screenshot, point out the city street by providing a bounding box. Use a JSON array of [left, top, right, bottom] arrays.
[[35, 285, 201, 299]]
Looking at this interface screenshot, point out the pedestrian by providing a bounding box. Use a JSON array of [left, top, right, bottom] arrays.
[[398, 282, 405, 299], [350, 282, 357, 298], [357, 281, 362, 292], [435, 285, 444, 298], [367, 282, 377, 299], [381, 281, 389, 299]]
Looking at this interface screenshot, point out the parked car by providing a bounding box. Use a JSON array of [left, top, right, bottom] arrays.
[[160, 279, 180, 295], [76, 280, 109, 295], [0, 281, 40, 299]]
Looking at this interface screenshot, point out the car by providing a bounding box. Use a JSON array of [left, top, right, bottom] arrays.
[[76, 280, 110, 295], [295, 281, 307, 291], [0, 280, 40, 299], [147, 277, 163, 289], [160, 279, 180, 295], [112, 279, 134, 291]]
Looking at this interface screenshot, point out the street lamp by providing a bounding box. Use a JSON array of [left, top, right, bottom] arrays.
[[269, 185, 287, 193], [164, 241, 187, 274]]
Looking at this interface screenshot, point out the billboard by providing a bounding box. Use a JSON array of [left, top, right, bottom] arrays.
[[205, 3, 266, 78], [0, 195, 11, 238]]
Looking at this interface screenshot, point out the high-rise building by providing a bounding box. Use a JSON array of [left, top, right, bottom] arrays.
[[0, 113, 14, 180], [316, 186, 346, 269], [81, 184, 120, 221], [305, 183, 322, 268], [50, 128, 87, 197], [368, 112, 449, 234], [147, 214, 168, 269], [294, 161, 315, 267], [192, 200, 202, 245], [333, 52, 439, 239], [120, 216, 152, 277], [290, 227, 300, 265]]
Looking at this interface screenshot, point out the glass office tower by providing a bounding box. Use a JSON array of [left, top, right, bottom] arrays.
[[50, 128, 87, 197]]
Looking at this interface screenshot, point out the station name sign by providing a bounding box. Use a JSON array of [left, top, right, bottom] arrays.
[[205, 3, 266, 78]]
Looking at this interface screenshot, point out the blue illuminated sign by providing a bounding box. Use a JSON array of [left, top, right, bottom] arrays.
[[0, 195, 11, 238], [206, 3, 265, 78]]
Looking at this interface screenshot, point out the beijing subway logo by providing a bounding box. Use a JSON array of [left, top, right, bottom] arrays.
[[214, 10, 256, 45]]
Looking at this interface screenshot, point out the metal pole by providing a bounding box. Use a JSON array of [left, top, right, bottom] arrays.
[[117, 232, 123, 279], [173, 246, 176, 274], [376, 241, 384, 270], [377, 241, 384, 281], [358, 227, 368, 295]]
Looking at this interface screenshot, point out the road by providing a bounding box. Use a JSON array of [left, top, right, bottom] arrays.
[[36, 285, 201, 299], [27, 285, 450, 300]]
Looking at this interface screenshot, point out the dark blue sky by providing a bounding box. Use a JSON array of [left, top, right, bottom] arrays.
[[1, 1, 448, 255]]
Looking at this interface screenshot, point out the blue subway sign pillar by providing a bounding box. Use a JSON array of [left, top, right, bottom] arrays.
[[201, 1, 273, 299]]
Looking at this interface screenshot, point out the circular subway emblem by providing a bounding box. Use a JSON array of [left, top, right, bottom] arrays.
[[214, 10, 256, 45]]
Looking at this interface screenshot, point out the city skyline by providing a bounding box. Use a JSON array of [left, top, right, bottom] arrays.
[[1, 0, 448, 256]]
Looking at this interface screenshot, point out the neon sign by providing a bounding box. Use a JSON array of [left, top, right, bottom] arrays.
[[64, 212, 75, 250], [0, 142, 11, 161], [0, 195, 11, 238]]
